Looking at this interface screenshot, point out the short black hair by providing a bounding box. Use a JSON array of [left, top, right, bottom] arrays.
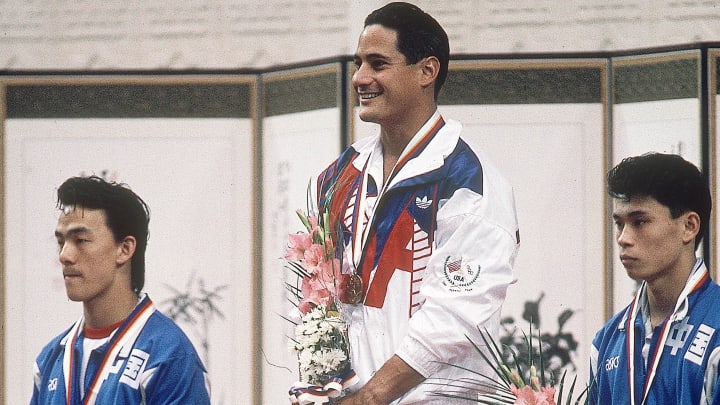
[[365, 2, 450, 99], [57, 175, 150, 293], [608, 152, 711, 249]]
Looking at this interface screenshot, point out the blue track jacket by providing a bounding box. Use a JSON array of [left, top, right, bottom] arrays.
[[30, 295, 210, 405]]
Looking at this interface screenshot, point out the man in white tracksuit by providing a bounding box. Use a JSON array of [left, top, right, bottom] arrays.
[[318, 3, 521, 403]]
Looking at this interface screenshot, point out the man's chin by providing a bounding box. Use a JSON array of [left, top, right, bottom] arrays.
[[624, 268, 644, 282], [357, 108, 380, 124], [64, 293, 84, 302], [358, 115, 378, 124]]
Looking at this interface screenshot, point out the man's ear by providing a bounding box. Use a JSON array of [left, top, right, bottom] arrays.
[[682, 211, 701, 245], [117, 236, 137, 266], [418, 56, 440, 90]]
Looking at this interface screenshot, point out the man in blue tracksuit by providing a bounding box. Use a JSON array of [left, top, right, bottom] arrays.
[[590, 153, 720, 404], [30, 176, 210, 405]]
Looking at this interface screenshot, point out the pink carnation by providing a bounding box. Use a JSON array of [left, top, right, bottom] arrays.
[[298, 277, 332, 314], [285, 232, 313, 261], [316, 259, 348, 296], [511, 385, 556, 405], [302, 243, 328, 274], [306, 214, 319, 229]]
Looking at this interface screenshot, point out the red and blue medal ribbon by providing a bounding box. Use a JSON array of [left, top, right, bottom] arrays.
[[351, 114, 445, 276], [62, 296, 155, 405], [626, 260, 708, 405]]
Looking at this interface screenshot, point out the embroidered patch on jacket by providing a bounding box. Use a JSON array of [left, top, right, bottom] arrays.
[[415, 195, 432, 209], [442, 256, 481, 292], [685, 323, 715, 365], [119, 349, 150, 388]]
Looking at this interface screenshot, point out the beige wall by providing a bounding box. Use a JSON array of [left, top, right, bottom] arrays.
[[1, 0, 719, 70]]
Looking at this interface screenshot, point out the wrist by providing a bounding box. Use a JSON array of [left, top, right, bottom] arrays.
[[357, 385, 389, 405], [334, 387, 386, 405]]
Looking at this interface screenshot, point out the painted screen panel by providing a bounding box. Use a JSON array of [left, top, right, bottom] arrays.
[[3, 117, 254, 405], [612, 99, 701, 313], [260, 107, 342, 405], [612, 98, 701, 316], [440, 103, 606, 389], [353, 101, 606, 391]]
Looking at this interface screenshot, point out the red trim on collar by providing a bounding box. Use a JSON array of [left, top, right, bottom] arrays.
[[83, 320, 123, 339]]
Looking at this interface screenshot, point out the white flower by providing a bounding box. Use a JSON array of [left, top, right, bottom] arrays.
[[317, 318, 341, 336], [315, 348, 347, 372], [290, 303, 352, 385]]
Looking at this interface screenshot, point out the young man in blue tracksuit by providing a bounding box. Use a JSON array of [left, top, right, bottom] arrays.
[[30, 176, 210, 405], [590, 153, 720, 404]]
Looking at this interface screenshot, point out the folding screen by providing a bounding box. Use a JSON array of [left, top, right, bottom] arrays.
[[2, 43, 719, 405], [610, 50, 704, 315], [259, 64, 344, 405], [1, 76, 257, 405], [436, 58, 607, 387]]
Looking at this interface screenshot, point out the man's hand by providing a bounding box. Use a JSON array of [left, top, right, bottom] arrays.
[[334, 355, 425, 405]]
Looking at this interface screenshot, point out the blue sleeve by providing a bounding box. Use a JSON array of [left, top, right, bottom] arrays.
[[29, 383, 39, 405], [144, 354, 210, 405]]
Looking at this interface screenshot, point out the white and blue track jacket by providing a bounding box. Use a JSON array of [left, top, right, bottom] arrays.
[[590, 259, 720, 405], [316, 111, 520, 404], [30, 295, 211, 405]]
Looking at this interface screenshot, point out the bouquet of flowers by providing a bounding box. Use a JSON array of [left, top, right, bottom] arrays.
[[432, 325, 589, 405], [284, 207, 359, 404]]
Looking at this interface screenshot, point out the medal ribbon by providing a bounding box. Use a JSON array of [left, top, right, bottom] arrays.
[[63, 319, 83, 405], [626, 259, 707, 405], [350, 114, 445, 272], [62, 296, 155, 405], [288, 369, 360, 404]]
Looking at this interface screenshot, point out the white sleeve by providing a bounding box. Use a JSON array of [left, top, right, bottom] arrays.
[[396, 184, 519, 377]]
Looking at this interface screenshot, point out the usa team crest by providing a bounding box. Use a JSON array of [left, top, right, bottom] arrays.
[[442, 256, 481, 292]]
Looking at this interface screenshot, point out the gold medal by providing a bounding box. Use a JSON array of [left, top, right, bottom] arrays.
[[344, 274, 364, 304]]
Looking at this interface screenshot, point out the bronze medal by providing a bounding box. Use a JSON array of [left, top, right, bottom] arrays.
[[345, 274, 364, 304]]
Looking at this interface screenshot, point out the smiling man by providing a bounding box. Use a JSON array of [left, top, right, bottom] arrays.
[[315, 2, 520, 404], [30, 175, 211, 405], [590, 153, 720, 404]]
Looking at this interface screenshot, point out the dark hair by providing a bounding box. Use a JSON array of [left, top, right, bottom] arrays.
[[607, 152, 711, 249], [57, 175, 150, 293], [365, 1, 450, 99]]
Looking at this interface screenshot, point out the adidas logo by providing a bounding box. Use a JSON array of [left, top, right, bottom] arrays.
[[416, 196, 432, 209]]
